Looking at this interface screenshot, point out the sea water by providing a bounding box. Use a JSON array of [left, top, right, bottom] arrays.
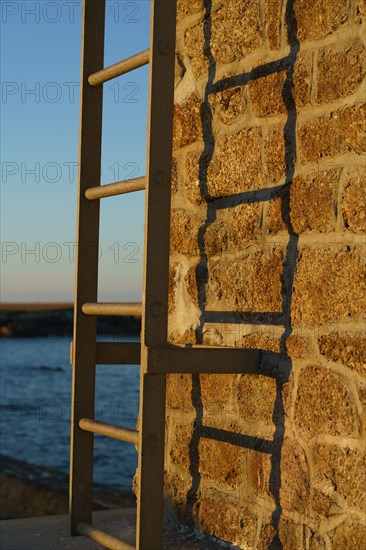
[[0, 336, 140, 491]]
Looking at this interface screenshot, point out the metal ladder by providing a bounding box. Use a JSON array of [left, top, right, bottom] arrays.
[[69, 1, 259, 549]]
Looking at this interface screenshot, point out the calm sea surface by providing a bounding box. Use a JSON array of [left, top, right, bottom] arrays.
[[0, 337, 140, 491]]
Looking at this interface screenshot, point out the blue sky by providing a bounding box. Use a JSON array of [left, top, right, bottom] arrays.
[[1, 0, 151, 302]]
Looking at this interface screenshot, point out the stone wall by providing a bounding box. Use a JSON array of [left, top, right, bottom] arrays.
[[165, 0, 366, 548]]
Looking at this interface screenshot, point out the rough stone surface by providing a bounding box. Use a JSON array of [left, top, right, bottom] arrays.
[[299, 104, 366, 162], [317, 39, 366, 104], [264, 123, 286, 183], [164, 472, 191, 510], [312, 444, 366, 510], [286, 334, 307, 358], [292, 246, 366, 326], [294, 0, 349, 41], [169, 425, 193, 472], [168, 265, 177, 314], [207, 248, 285, 313], [332, 519, 366, 548], [207, 127, 265, 197], [198, 439, 243, 487], [280, 438, 310, 513], [209, 85, 246, 125], [342, 169, 366, 233], [294, 366, 356, 439], [173, 95, 203, 150], [248, 69, 287, 117], [266, 170, 339, 234], [166, 374, 193, 411], [184, 151, 205, 205], [200, 374, 234, 408], [210, 0, 263, 64], [196, 490, 258, 548], [204, 203, 262, 255], [293, 51, 313, 107], [237, 375, 277, 424], [278, 518, 304, 550], [184, 23, 209, 80], [358, 0, 366, 16], [318, 332, 366, 377], [177, 0, 203, 17], [170, 210, 202, 256], [264, 0, 282, 50]]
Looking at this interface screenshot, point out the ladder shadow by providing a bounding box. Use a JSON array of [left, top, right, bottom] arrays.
[[183, 0, 300, 547]]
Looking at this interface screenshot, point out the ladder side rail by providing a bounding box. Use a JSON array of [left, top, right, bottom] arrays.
[[69, 0, 106, 534], [137, 1, 177, 548]]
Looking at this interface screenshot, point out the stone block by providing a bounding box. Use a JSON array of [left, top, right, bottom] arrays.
[[207, 247, 285, 313], [332, 519, 366, 548], [342, 168, 366, 233], [166, 374, 193, 411], [197, 489, 258, 548], [185, 150, 205, 205], [200, 374, 234, 408], [292, 245, 366, 326], [164, 472, 191, 509], [170, 209, 202, 255], [237, 374, 277, 424], [264, 0, 282, 50], [312, 444, 366, 511], [298, 104, 366, 162], [286, 334, 307, 358], [169, 424, 194, 472], [279, 518, 304, 550], [209, 85, 246, 125], [184, 22, 209, 80], [317, 39, 366, 104], [266, 170, 339, 234], [210, 0, 263, 65], [280, 438, 310, 513], [198, 438, 243, 487], [294, 366, 356, 439], [204, 203, 262, 256], [207, 127, 265, 197], [294, 0, 348, 42], [318, 332, 366, 377], [293, 51, 313, 107], [264, 123, 286, 183], [177, 0, 203, 18], [248, 69, 287, 117], [173, 94, 202, 150], [358, 0, 366, 16]]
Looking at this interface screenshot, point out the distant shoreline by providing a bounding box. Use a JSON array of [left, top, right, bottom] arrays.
[[0, 304, 141, 338], [0, 303, 73, 312]]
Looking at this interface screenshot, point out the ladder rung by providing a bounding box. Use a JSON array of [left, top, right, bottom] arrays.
[[79, 418, 139, 445], [76, 522, 135, 550], [85, 177, 146, 200], [89, 49, 150, 86], [82, 302, 142, 317], [70, 341, 141, 366], [96, 342, 141, 365]]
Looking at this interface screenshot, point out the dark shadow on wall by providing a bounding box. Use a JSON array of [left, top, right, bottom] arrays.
[[184, 0, 300, 548]]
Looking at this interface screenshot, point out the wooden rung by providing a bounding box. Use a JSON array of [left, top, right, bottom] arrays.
[[88, 49, 150, 86], [85, 177, 145, 200], [76, 522, 135, 550], [96, 342, 141, 364], [82, 302, 142, 317], [79, 418, 139, 445], [70, 341, 141, 366]]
